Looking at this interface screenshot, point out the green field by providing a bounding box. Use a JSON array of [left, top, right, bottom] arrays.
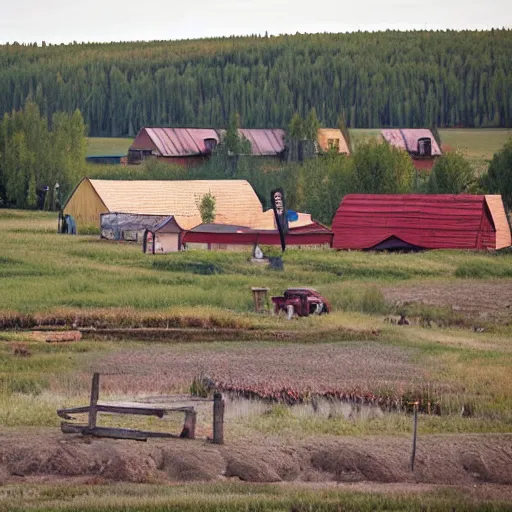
[[1, 210, 512, 508], [86, 137, 133, 157]]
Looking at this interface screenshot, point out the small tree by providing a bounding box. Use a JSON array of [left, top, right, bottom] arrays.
[[482, 137, 512, 215], [304, 108, 320, 141], [338, 112, 352, 153], [427, 152, 475, 194], [198, 191, 216, 224]]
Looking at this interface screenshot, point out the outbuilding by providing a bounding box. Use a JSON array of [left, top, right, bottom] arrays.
[[332, 194, 511, 251], [63, 178, 273, 232], [128, 128, 220, 166], [381, 129, 442, 171]]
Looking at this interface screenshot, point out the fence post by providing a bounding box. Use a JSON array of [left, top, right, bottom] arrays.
[[213, 392, 225, 444], [410, 402, 418, 471], [87, 373, 100, 433]]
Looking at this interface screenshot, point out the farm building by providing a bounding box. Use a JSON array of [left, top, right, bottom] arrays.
[[317, 128, 351, 155], [63, 178, 279, 231], [235, 128, 286, 159], [332, 194, 511, 251], [143, 220, 333, 253], [128, 128, 220, 166], [381, 129, 442, 171]]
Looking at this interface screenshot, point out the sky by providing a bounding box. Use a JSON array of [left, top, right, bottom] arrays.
[[0, 0, 511, 45]]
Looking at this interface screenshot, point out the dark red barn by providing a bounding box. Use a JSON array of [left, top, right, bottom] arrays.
[[332, 194, 511, 251]]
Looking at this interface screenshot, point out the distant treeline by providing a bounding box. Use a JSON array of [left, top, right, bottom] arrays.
[[1, 30, 511, 137]]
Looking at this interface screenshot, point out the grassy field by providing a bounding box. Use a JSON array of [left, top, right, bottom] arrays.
[[2, 481, 512, 511], [86, 137, 133, 157], [0, 209, 511, 432], [1, 210, 511, 508]]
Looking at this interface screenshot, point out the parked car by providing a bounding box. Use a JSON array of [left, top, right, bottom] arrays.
[[271, 288, 331, 319]]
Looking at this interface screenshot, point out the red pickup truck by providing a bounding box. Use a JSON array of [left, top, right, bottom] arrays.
[[271, 288, 331, 319]]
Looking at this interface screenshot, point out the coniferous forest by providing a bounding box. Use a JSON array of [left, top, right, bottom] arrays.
[[1, 30, 511, 137]]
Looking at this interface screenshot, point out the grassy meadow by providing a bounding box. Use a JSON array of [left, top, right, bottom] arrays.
[[2, 481, 511, 511], [0, 209, 512, 436]]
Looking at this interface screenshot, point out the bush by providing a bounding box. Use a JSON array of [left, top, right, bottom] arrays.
[[427, 152, 475, 194]]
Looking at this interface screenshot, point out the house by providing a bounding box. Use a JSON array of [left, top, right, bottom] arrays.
[[128, 128, 220, 167], [63, 178, 272, 231], [332, 194, 511, 251], [316, 128, 351, 155], [380, 129, 442, 171]]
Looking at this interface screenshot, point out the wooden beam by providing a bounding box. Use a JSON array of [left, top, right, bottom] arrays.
[[58, 404, 194, 420], [61, 422, 180, 441]]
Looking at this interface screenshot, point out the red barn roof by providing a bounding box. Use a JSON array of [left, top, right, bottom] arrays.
[[332, 194, 511, 251], [182, 221, 333, 247], [130, 128, 220, 157], [238, 129, 286, 156], [381, 129, 442, 157]]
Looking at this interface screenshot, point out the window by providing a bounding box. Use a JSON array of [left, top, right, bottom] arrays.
[[328, 138, 340, 151]]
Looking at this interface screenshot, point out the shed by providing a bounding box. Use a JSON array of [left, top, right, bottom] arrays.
[[381, 129, 442, 171], [63, 178, 271, 232], [317, 129, 351, 155], [332, 194, 511, 251], [128, 128, 220, 166], [143, 217, 184, 254]]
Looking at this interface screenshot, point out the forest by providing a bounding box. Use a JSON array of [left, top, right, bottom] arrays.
[[0, 30, 511, 137]]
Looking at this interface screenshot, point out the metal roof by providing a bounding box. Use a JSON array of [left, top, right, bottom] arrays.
[[381, 129, 442, 156], [238, 129, 286, 156], [139, 128, 220, 157], [87, 179, 265, 230], [332, 194, 510, 250]]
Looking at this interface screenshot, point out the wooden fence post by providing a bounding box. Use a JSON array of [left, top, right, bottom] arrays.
[[87, 373, 100, 433], [181, 410, 197, 439], [410, 402, 418, 471], [213, 392, 225, 444]]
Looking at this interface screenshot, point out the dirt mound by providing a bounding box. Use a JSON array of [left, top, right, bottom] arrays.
[[0, 431, 511, 486]]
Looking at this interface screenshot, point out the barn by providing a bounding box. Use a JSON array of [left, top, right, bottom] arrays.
[[381, 129, 442, 171], [332, 194, 511, 251], [63, 178, 273, 232], [128, 128, 220, 167]]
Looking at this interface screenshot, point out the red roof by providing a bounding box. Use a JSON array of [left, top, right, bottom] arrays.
[[381, 129, 442, 157], [332, 194, 501, 251], [182, 222, 333, 247], [131, 128, 219, 157], [238, 129, 286, 156]]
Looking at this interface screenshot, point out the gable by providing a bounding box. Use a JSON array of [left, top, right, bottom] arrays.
[[317, 129, 350, 155]]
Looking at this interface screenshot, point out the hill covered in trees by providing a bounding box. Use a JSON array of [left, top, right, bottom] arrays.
[[1, 30, 511, 137]]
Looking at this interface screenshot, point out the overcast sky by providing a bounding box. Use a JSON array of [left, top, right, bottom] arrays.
[[1, 0, 511, 45]]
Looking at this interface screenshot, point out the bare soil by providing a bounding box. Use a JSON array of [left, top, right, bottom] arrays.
[[383, 280, 512, 323], [0, 430, 511, 488], [86, 342, 420, 396]]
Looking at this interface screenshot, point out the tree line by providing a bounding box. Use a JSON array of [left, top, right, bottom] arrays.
[[1, 30, 511, 137], [0, 102, 86, 209]]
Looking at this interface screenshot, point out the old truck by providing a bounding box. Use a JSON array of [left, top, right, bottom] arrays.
[[271, 288, 331, 319]]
